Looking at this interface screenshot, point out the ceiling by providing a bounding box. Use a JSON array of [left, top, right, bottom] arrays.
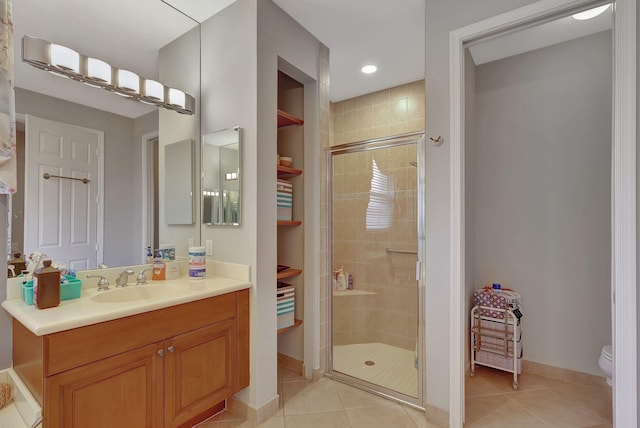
[[12, 1, 610, 119], [467, 4, 612, 66], [13, 0, 425, 118]]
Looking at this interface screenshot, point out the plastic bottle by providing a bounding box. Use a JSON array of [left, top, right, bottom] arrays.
[[152, 250, 166, 280], [33, 260, 60, 309], [146, 246, 154, 264], [336, 267, 347, 291], [348, 273, 353, 290]]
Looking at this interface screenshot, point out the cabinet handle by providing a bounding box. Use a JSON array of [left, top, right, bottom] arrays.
[[157, 349, 164, 357], [168, 345, 175, 353]]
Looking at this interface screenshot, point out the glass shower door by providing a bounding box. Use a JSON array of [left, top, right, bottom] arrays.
[[329, 134, 424, 404]]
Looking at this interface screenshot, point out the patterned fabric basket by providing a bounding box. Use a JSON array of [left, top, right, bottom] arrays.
[[472, 288, 521, 319]]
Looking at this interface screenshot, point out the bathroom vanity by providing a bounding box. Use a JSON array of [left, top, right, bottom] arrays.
[[2, 271, 250, 428]]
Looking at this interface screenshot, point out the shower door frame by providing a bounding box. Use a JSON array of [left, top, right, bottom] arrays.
[[325, 132, 426, 409]]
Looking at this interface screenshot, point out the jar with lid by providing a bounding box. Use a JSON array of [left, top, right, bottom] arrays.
[[33, 260, 60, 309]]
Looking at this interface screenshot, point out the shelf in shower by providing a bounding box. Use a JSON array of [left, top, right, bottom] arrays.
[[277, 268, 302, 280], [332, 289, 377, 297], [277, 319, 303, 335]]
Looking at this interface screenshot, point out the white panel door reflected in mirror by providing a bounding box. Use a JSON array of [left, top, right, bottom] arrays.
[[202, 126, 241, 226], [164, 138, 194, 225]]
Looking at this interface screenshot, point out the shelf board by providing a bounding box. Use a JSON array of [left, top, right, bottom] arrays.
[[277, 268, 302, 280], [277, 319, 303, 335], [277, 220, 302, 227], [277, 109, 304, 128], [277, 165, 303, 178]]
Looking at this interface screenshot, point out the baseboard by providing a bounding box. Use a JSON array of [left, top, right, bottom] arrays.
[[522, 359, 610, 389], [228, 394, 280, 425], [277, 352, 303, 375], [424, 403, 449, 427]]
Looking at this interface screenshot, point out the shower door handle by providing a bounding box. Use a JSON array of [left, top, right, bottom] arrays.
[[416, 260, 421, 281]]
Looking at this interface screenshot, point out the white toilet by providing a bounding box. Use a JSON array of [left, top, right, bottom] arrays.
[[598, 345, 613, 386]]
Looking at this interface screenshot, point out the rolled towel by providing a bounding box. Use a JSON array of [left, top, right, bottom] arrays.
[[0, 382, 11, 409]]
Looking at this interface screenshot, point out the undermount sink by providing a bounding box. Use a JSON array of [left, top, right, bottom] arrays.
[[90, 284, 183, 303]]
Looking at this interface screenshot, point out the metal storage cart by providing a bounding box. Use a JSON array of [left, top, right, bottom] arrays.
[[470, 289, 523, 390]]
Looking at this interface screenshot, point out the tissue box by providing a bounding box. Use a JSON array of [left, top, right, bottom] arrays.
[[21, 276, 82, 305]]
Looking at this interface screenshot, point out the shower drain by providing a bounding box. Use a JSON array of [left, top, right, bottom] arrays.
[[364, 360, 375, 366]]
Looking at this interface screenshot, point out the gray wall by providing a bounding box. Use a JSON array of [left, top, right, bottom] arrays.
[[637, 3, 640, 425], [15, 88, 148, 267], [200, 0, 264, 407], [424, 0, 539, 412], [471, 31, 612, 375]]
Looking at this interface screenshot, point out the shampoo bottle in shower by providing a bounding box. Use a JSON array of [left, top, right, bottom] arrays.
[[336, 267, 347, 291]]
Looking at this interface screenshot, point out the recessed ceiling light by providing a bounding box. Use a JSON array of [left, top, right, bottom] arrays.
[[361, 64, 377, 74], [572, 4, 611, 20]]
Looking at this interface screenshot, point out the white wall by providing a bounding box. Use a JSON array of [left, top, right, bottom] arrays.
[[471, 31, 612, 375], [424, 0, 539, 412], [158, 26, 201, 259], [198, 0, 324, 412]]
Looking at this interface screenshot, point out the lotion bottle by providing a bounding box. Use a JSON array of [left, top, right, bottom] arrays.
[[152, 250, 166, 280]]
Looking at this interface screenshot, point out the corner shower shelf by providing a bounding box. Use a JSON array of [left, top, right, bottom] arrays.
[[277, 319, 303, 335], [277, 109, 304, 128], [277, 268, 303, 280], [332, 290, 377, 297]]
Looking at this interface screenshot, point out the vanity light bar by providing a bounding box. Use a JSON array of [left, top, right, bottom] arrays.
[[22, 35, 195, 115]]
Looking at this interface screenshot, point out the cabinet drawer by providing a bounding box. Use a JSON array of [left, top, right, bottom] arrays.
[[45, 293, 238, 376]]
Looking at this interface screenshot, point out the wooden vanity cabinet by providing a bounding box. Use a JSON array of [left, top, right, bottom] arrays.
[[12, 289, 250, 428]]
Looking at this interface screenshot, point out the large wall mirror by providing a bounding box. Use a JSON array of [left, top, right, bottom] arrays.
[[202, 126, 241, 226], [11, 0, 201, 268]]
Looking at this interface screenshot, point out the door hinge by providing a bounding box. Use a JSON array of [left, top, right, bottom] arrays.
[[95, 243, 99, 252]]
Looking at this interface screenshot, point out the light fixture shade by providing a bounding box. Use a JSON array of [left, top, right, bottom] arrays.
[[50, 44, 80, 73], [22, 36, 195, 115], [22, 36, 50, 69], [117, 69, 140, 93], [144, 79, 164, 101], [87, 58, 112, 84], [167, 88, 186, 108]]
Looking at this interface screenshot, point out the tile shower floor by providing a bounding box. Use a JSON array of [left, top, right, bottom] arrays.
[[333, 342, 417, 397], [197, 364, 612, 428]]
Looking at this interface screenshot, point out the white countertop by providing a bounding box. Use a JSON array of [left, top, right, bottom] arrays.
[[2, 276, 251, 336]]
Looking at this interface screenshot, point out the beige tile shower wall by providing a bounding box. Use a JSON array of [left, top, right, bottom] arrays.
[[331, 80, 425, 146], [332, 144, 418, 351]]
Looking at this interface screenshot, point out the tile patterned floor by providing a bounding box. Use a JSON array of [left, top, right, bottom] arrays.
[[465, 366, 613, 428], [196, 365, 436, 428], [196, 365, 612, 428]]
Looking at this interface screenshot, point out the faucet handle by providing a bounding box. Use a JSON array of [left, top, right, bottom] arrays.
[[87, 274, 109, 291], [136, 267, 153, 285]]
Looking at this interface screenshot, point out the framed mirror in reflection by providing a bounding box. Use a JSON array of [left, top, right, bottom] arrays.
[[202, 126, 241, 226]]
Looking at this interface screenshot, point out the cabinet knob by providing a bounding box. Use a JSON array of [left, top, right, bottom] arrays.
[[168, 345, 175, 353], [157, 349, 164, 357]]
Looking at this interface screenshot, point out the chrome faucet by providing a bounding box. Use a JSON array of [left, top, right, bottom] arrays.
[[116, 269, 135, 288], [87, 274, 109, 292], [136, 267, 153, 285]]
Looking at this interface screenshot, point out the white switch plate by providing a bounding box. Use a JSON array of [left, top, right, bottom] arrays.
[[206, 240, 213, 256]]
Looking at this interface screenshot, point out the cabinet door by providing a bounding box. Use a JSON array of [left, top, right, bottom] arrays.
[[164, 319, 237, 428], [44, 343, 163, 428]]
